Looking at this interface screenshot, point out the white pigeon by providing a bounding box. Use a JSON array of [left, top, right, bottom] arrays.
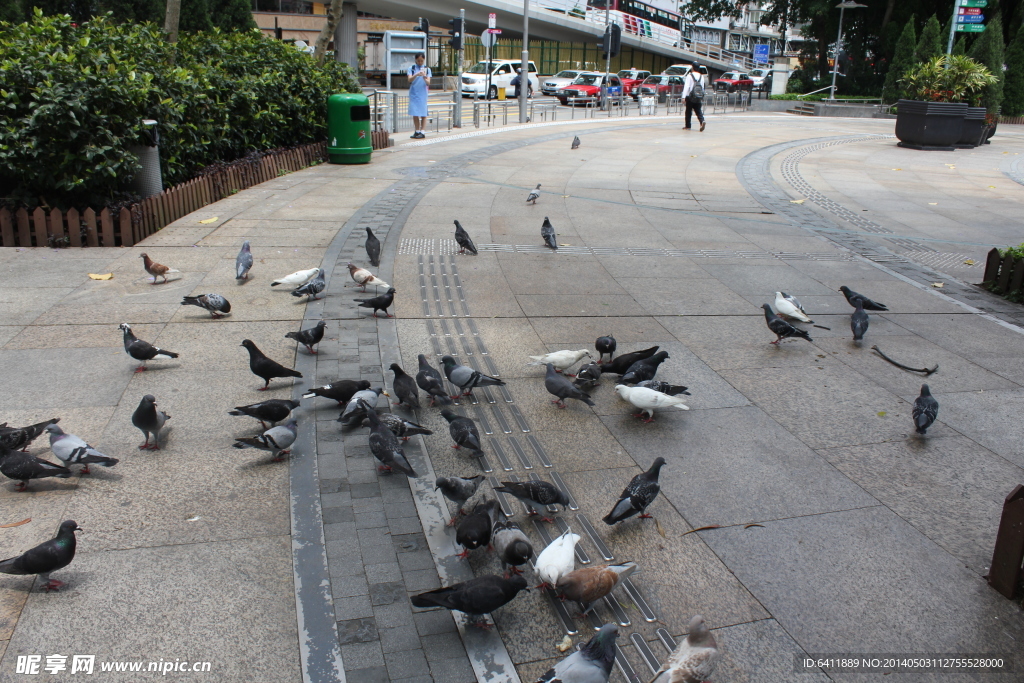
[[527, 349, 592, 373], [650, 615, 720, 683], [347, 262, 390, 291], [535, 530, 579, 588], [44, 424, 119, 474], [527, 183, 541, 204], [270, 268, 319, 288], [615, 385, 689, 422], [773, 291, 812, 323]]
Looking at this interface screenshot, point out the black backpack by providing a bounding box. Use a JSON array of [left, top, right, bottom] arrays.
[[688, 73, 705, 101]]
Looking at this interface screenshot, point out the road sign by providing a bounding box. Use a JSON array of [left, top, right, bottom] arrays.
[[488, 13, 496, 28], [487, 28, 502, 33], [958, 7, 982, 13], [958, 14, 985, 22], [957, 23, 986, 31], [959, 0, 987, 6], [480, 30, 497, 48], [754, 44, 769, 64]]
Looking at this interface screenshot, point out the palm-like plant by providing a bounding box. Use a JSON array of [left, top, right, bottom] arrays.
[[900, 55, 998, 105]]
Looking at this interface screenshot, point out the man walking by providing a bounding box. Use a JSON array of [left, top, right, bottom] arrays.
[[681, 61, 706, 132]]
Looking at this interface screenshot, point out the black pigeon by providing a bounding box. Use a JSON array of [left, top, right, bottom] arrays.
[[364, 227, 381, 267], [913, 384, 939, 435], [285, 320, 326, 354], [851, 302, 869, 342], [292, 269, 326, 300], [0, 447, 72, 491], [455, 499, 497, 557], [241, 339, 303, 390], [574, 362, 603, 391], [365, 403, 416, 477], [354, 287, 396, 318], [181, 293, 230, 318], [603, 457, 666, 525], [636, 380, 690, 396], [379, 413, 432, 441], [416, 354, 452, 406], [839, 286, 888, 311], [132, 394, 169, 450], [538, 623, 618, 683], [595, 334, 616, 361], [599, 345, 659, 375], [0, 520, 81, 591], [337, 388, 386, 429], [435, 474, 485, 524], [620, 350, 669, 385], [410, 574, 529, 623], [302, 379, 371, 405], [492, 520, 534, 575], [571, 135, 581, 150], [228, 399, 299, 428], [493, 479, 570, 522], [545, 363, 595, 408], [440, 409, 484, 455], [119, 323, 178, 372], [0, 418, 60, 451], [454, 220, 478, 255], [389, 363, 420, 409], [763, 304, 812, 345], [441, 355, 505, 397], [541, 217, 558, 250]]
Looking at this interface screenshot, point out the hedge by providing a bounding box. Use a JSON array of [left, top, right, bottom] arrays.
[[0, 11, 360, 208]]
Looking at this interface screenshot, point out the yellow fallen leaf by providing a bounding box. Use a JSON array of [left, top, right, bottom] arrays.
[[690, 155, 698, 157], [790, 199, 805, 204], [964, 259, 975, 265], [198, 217, 218, 224], [656, 518, 666, 538], [877, 411, 887, 418], [891, 168, 902, 171], [932, 282, 944, 288], [928, 202, 938, 205], [989, 186, 996, 188], [87, 273, 113, 280], [0, 518, 30, 528], [561, 195, 571, 198]]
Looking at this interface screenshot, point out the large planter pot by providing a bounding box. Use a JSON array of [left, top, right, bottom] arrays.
[[955, 107, 987, 148], [985, 118, 998, 144], [895, 99, 967, 151]]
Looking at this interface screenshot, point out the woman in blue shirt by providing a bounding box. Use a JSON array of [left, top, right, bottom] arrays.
[[408, 53, 431, 139]]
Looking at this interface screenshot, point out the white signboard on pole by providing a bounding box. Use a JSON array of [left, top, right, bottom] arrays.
[[488, 13, 496, 28]]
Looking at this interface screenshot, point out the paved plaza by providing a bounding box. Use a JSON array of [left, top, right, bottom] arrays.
[[2, 111, 1024, 682]]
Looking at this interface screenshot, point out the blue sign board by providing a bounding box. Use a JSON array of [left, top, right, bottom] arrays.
[[754, 44, 770, 64], [958, 14, 985, 22]]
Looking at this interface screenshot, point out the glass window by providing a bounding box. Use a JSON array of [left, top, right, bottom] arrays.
[[466, 62, 489, 74], [555, 71, 579, 79], [573, 74, 601, 85]]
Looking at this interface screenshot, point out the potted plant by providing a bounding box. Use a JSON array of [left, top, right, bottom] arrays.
[[895, 55, 997, 150]]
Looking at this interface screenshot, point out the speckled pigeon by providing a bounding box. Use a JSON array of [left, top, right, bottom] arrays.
[[763, 304, 812, 345], [416, 355, 452, 405], [602, 457, 665, 524], [292, 268, 325, 300], [440, 409, 484, 455], [0, 447, 72, 491], [232, 420, 297, 461], [366, 403, 416, 477], [650, 615, 720, 683], [913, 384, 939, 435]]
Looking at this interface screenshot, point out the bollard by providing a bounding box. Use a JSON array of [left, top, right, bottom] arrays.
[[987, 484, 1024, 599]]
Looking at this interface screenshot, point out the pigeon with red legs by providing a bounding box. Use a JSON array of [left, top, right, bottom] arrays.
[[45, 424, 118, 475], [602, 457, 665, 524], [0, 520, 81, 592], [455, 499, 497, 559], [132, 394, 169, 451]]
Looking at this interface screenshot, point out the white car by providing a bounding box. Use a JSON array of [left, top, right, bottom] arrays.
[[541, 70, 582, 96], [748, 67, 770, 89], [663, 63, 709, 78], [461, 59, 541, 99]]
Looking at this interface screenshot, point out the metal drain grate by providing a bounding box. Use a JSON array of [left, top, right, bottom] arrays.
[[901, 251, 981, 270]]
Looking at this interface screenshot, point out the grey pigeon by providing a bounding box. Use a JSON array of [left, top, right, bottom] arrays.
[[574, 362, 603, 391], [440, 409, 484, 455], [537, 623, 618, 683], [132, 394, 169, 450], [229, 399, 299, 428], [454, 220, 478, 255], [839, 285, 888, 311], [354, 287, 395, 318], [416, 354, 452, 405], [455, 499, 497, 557], [181, 293, 230, 318], [541, 217, 557, 250], [337, 388, 386, 429], [119, 323, 178, 372], [763, 304, 812, 345], [0, 520, 81, 592], [365, 404, 416, 476], [233, 420, 297, 461], [0, 447, 72, 491], [603, 457, 665, 524], [379, 413, 432, 441], [650, 615, 719, 683], [620, 350, 669, 385], [44, 425, 118, 474], [435, 474, 485, 524], [493, 479, 570, 521], [527, 183, 541, 204], [241, 339, 303, 390], [389, 363, 420, 409], [292, 269, 325, 300], [364, 227, 381, 267], [571, 135, 581, 150], [913, 384, 939, 435], [851, 302, 869, 342], [235, 240, 253, 280], [286, 320, 326, 354], [0, 418, 60, 451], [636, 380, 690, 396], [599, 345, 659, 375], [545, 363, 595, 408], [492, 520, 534, 575], [302, 379, 371, 405], [595, 335, 616, 361], [441, 355, 505, 398], [410, 574, 529, 625]]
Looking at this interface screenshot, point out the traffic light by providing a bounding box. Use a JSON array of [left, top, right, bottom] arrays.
[[600, 22, 621, 59], [416, 17, 429, 33], [448, 17, 463, 50]]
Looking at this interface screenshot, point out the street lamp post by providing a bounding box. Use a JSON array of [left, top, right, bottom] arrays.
[[828, 0, 866, 101], [520, 0, 529, 123]]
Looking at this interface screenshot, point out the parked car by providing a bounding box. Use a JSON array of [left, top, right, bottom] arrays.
[[748, 68, 770, 90], [616, 69, 652, 95], [663, 63, 709, 77], [713, 71, 755, 92], [632, 74, 684, 101], [541, 70, 582, 95], [461, 60, 540, 99], [557, 73, 624, 105]]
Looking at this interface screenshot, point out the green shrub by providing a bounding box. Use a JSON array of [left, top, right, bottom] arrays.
[[999, 242, 1024, 259]]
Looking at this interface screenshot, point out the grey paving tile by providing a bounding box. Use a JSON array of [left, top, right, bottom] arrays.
[[337, 617, 378, 645], [342, 666, 389, 683], [401, 568, 441, 592], [420, 632, 468, 662], [340, 641, 385, 670], [331, 574, 370, 599], [323, 507, 355, 524], [373, 601, 415, 629], [334, 594, 374, 621], [365, 561, 403, 584], [385, 648, 429, 680], [387, 516, 425, 535], [379, 623, 422, 654], [397, 550, 435, 572], [356, 510, 389, 529], [429, 656, 477, 683], [413, 609, 458, 636]]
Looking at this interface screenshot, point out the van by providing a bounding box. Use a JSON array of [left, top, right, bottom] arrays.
[[461, 59, 541, 99]]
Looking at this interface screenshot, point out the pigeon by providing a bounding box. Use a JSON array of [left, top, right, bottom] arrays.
[[0, 418, 60, 451], [545, 363, 596, 408], [140, 253, 178, 284], [0, 520, 82, 591], [527, 183, 542, 204], [292, 268, 325, 300], [541, 217, 557, 250], [913, 384, 939, 435], [620, 350, 669, 385], [181, 293, 231, 318], [614, 385, 688, 422], [354, 287, 396, 318], [603, 457, 665, 524], [574, 362, 603, 391], [302, 379, 371, 405], [571, 135, 581, 150], [416, 355, 453, 406], [839, 285, 888, 311], [119, 323, 179, 372], [235, 240, 253, 280], [233, 420, 297, 461], [556, 562, 637, 613], [492, 520, 534, 575], [595, 335, 616, 361], [0, 447, 72, 491], [456, 499, 497, 557], [228, 399, 299, 428], [271, 268, 319, 288], [285, 320, 326, 354], [454, 220, 478, 255], [347, 262, 389, 291], [44, 425, 118, 474], [774, 291, 812, 323], [132, 394, 169, 450], [527, 349, 592, 374], [379, 413, 432, 441], [435, 474, 485, 524], [389, 363, 420, 409], [440, 409, 484, 455], [599, 345, 659, 375], [851, 301, 869, 342], [337, 388, 387, 429], [493, 478, 570, 522], [410, 574, 529, 625], [535, 529, 580, 588], [537, 623, 618, 683], [441, 355, 505, 397], [366, 404, 416, 476], [649, 615, 720, 683], [636, 380, 690, 396], [241, 339, 303, 390], [364, 227, 381, 267], [763, 304, 812, 345]]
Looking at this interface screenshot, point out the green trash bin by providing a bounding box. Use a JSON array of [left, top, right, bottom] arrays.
[[327, 93, 372, 164]]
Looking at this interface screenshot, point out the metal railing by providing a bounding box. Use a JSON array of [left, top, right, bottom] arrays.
[[370, 90, 455, 134]]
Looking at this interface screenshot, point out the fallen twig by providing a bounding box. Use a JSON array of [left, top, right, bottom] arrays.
[[871, 345, 938, 375]]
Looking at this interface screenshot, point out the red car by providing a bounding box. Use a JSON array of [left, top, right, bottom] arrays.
[[632, 74, 684, 101], [713, 71, 755, 93], [616, 69, 652, 96], [557, 73, 625, 105]]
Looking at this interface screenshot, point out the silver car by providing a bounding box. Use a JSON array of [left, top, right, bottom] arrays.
[[541, 70, 581, 96]]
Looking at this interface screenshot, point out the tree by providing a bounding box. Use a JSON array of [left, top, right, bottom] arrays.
[[179, 0, 212, 33], [209, 0, 255, 31], [314, 0, 343, 64], [916, 14, 943, 63], [1004, 22, 1024, 115], [882, 15, 916, 103], [164, 0, 180, 42], [969, 12, 1006, 111], [0, 0, 23, 23], [953, 35, 967, 54]]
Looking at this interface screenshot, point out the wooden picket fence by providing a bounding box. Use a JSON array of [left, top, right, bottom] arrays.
[[983, 247, 1024, 297], [0, 140, 328, 249]]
